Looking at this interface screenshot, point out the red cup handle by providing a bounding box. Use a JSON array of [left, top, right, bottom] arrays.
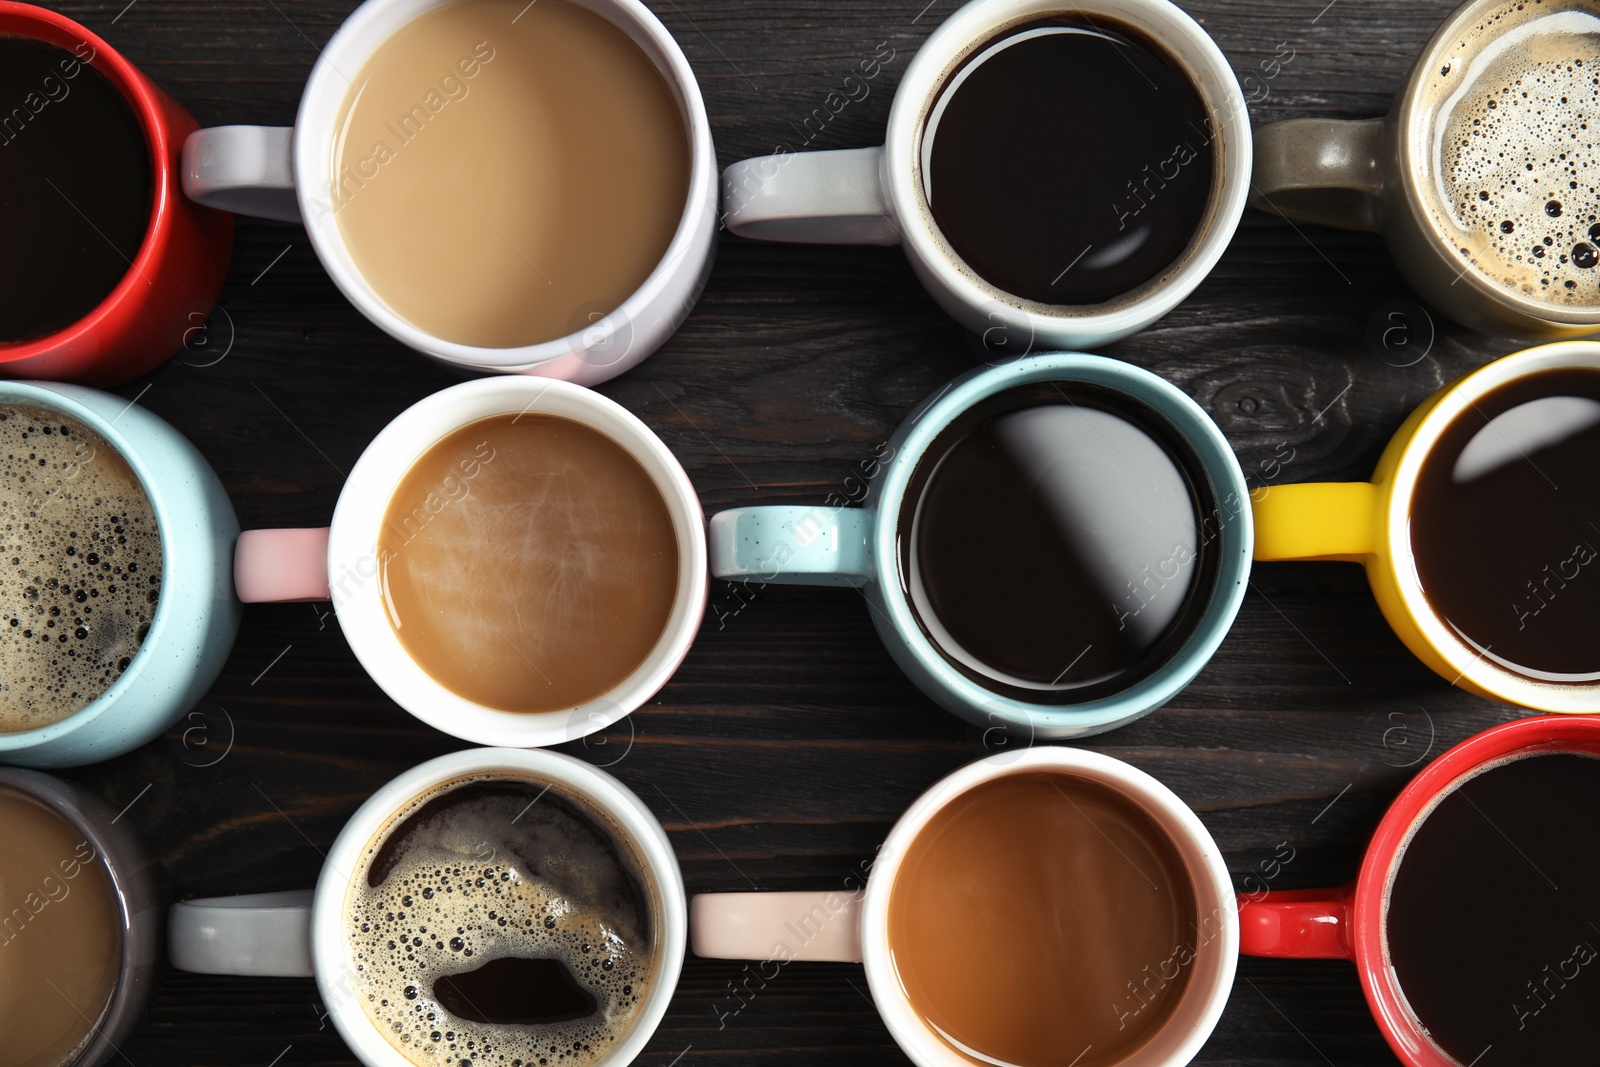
[[1236, 884, 1354, 959]]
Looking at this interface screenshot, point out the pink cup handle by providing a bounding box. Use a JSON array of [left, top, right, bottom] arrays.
[[691, 891, 863, 962], [235, 528, 332, 603]]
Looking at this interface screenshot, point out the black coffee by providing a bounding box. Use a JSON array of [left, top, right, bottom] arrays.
[[433, 955, 596, 1026], [349, 776, 656, 1067], [923, 18, 1216, 306], [0, 36, 151, 341], [1387, 752, 1600, 1066], [1411, 367, 1600, 682], [898, 383, 1221, 702]]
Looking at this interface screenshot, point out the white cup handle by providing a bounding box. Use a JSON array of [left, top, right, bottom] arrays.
[[690, 891, 863, 962], [182, 125, 302, 223], [720, 146, 898, 246], [168, 890, 315, 976]]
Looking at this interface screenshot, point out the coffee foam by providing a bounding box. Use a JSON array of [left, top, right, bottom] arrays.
[[1423, 0, 1600, 306], [0, 405, 161, 732], [347, 774, 655, 1067]]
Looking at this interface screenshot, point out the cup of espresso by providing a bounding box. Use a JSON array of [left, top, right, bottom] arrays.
[[1252, 0, 1600, 337], [693, 747, 1238, 1067], [0, 767, 161, 1067], [181, 0, 716, 384], [720, 0, 1251, 351], [1239, 714, 1600, 1067], [1254, 340, 1600, 711], [0, 382, 240, 768], [0, 2, 232, 385], [168, 747, 685, 1067], [710, 354, 1251, 737], [233, 375, 706, 746]]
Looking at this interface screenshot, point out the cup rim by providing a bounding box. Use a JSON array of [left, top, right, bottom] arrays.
[[859, 747, 1238, 1067], [879, 0, 1252, 335], [866, 353, 1252, 734], [325, 376, 707, 748], [310, 747, 687, 1067], [0, 3, 178, 364], [1381, 340, 1600, 712], [0, 382, 178, 752], [1349, 715, 1600, 1067], [1394, 0, 1600, 328], [290, 0, 717, 374]]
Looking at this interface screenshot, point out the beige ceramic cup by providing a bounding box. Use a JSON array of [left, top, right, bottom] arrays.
[[1252, 0, 1600, 338]]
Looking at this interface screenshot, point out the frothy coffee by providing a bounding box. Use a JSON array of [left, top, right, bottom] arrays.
[[347, 775, 657, 1067], [1423, 0, 1600, 305], [0, 405, 161, 731]]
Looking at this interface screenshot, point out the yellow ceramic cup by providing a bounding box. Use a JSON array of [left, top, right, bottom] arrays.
[[1253, 341, 1600, 713]]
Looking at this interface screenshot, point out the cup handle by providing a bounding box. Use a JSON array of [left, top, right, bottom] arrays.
[[1236, 885, 1354, 959], [708, 506, 872, 588], [235, 528, 332, 603], [182, 125, 301, 223], [721, 147, 899, 245], [168, 890, 315, 976], [690, 891, 863, 962], [1251, 482, 1379, 563], [1249, 117, 1385, 232]]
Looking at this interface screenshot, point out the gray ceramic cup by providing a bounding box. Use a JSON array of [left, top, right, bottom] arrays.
[[1251, 0, 1600, 338], [0, 768, 161, 1067]]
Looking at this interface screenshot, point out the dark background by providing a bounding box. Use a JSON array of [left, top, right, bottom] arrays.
[[41, 0, 1536, 1063]]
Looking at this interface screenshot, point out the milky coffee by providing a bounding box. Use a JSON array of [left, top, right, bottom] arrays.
[[330, 0, 691, 349], [346, 774, 658, 1067], [1422, 0, 1600, 305], [376, 413, 679, 714], [887, 773, 1198, 1067], [0, 405, 161, 732], [0, 786, 121, 1067]]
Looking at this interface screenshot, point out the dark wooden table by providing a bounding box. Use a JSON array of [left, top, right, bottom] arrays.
[[42, 0, 1533, 1063]]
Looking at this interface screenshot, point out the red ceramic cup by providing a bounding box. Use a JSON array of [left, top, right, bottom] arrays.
[[0, 2, 231, 385], [1237, 715, 1600, 1066]]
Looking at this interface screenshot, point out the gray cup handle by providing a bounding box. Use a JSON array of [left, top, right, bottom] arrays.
[[720, 147, 899, 245], [181, 125, 301, 223], [1249, 117, 1386, 232], [168, 890, 315, 977]]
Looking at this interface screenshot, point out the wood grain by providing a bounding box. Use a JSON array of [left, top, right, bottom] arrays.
[[34, 0, 1536, 1063]]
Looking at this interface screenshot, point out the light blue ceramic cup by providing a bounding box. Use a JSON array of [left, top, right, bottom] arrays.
[[0, 383, 240, 767], [709, 354, 1252, 738]]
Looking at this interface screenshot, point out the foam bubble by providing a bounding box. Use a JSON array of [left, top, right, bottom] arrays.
[[1423, 1, 1600, 306], [0, 405, 161, 732], [347, 775, 656, 1067]]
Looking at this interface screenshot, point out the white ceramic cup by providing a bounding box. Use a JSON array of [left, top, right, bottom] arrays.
[[166, 748, 687, 1067], [691, 747, 1238, 1067], [231, 376, 708, 747], [720, 0, 1250, 352], [180, 0, 717, 385]]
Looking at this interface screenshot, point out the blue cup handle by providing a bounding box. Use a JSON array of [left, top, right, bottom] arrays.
[[708, 506, 873, 588]]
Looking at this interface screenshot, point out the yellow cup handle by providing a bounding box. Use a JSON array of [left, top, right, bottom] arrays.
[[1252, 482, 1380, 562]]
